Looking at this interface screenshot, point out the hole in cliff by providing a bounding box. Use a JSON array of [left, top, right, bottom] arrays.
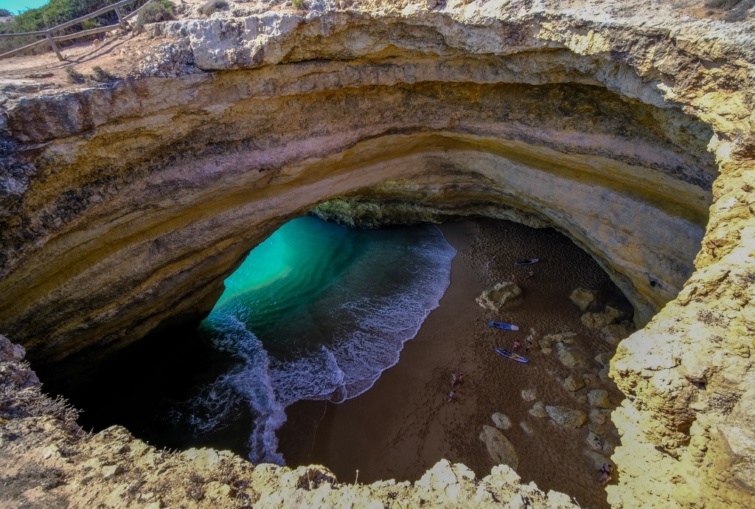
[[39, 215, 633, 509]]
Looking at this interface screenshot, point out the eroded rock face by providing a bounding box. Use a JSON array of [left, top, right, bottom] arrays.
[[0, 1, 753, 508]]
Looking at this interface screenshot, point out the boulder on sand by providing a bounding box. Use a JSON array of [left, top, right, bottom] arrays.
[[581, 305, 626, 328], [492, 412, 512, 430], [546, 406, 587, 428], [555, 343, 589, 369], [479, 425, 519, 469], [570, 288, 599, 311], [476, 281, 523, 311]]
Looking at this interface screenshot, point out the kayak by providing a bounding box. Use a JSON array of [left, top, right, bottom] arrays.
[[488, 321, 519, 331], [495, 348, 529, 364], [514, 258, 540, 266]]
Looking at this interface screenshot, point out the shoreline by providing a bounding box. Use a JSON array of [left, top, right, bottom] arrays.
[[278, 218, 629, 509]]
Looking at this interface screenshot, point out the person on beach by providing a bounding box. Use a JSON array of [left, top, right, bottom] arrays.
[[513, 340, 521, 351], [451, 373, 460, 386], [525, 339, 532, 353], [598, 463, 613, 486], [447, 391, 455, 403]]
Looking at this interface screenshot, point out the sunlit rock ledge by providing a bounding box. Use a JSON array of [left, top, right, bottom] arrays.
[[0, 1, 753, 507]]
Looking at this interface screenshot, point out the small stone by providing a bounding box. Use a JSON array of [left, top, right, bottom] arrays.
[[570, 288, 598, 311], [521, 388, 537, 402], [529, 402, 548, 418], [563, 374, 585, 392], [588, 390, 610, 409], [144, 502, 162, 509], [546, 406, 587, 428], [519, 421, 534, 434], [492, 412, 512, 430]]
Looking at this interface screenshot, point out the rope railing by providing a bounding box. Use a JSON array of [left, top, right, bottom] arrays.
[[0, 0, 154, 61]]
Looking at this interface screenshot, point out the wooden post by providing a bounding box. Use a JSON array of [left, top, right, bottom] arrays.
[[115, 6, 127, 31], [45, 31, 64, 61]]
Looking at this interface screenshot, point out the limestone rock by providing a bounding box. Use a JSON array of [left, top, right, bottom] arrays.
[[581, 306, 626, 329], [492, 412, 512, 430], [555, 343, 589, 369], [521, 388, 537, 402], [479, 425, 519, 469], [570, 288, 598, 311], [476, 282, 523, 311], [594, 352, 612, 366], [583, 449, 611, 470], [546, 406, 587, 428], [601, 322, 635, 346], [520, 421, 534, 435], [588, 390, 610, 409], [586, 430, 604, 451], [0, 334, 25, 362], [529, 402, 548, 418], [563, 374, 586, 392], [540, 332, 577, 354]]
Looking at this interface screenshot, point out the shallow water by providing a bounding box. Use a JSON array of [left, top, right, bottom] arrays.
[[48, 216, 456, 464]]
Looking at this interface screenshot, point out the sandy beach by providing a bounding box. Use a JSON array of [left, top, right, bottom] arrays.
[[279, 219, 629, 509]]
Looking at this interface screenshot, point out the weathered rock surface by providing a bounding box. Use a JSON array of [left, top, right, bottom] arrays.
[[555, 343, 589, 369], [570, 288, 598, 312], [588, 390, 611, 409], [479, 425, 519, 469], [0, 0, 754, 508], [492, 412, 512, 430], [580, 306, 626, 329], [563, 374, 586, 392], [546, 406, 587, 429], [476, 281, 523, 311]]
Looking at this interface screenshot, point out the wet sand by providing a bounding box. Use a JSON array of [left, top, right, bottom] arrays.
[[278, 219, 628, 508]]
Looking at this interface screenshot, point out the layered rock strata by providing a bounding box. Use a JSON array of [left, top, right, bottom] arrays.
[[0, 1, 753, 508]]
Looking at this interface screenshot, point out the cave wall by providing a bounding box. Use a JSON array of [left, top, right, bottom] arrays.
[[1, 1, 754, 508]]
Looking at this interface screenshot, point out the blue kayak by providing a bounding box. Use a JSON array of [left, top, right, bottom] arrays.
[[514, 258, 540, 266], [496, 348, 529, 364], [488, 321, 519, 331]]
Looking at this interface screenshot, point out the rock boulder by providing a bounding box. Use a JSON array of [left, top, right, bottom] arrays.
[[476, 282, 523, 311], [479, 425, 519, 469]]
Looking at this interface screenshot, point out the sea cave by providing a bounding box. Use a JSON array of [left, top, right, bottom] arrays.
[[0, 1, 753, 508]]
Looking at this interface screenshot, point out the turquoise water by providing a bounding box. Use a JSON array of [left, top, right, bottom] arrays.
[[174, 216, 456, 464]]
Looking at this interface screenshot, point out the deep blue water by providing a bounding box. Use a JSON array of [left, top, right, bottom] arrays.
[[168, 217, 456, 464]]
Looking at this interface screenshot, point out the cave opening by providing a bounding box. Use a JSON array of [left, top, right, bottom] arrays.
[[36, 212, 634, 509]]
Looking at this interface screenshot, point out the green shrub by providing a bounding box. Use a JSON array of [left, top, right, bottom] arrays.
[[292, 0, 307, 10], [200, 0, 228, 17], [133, 0, 175, 33]]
